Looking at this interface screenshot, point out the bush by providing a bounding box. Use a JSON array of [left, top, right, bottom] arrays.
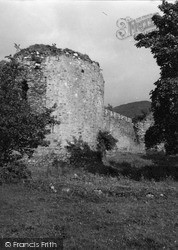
[[145, 125, 163, 151], [66, 136, 102, 169], [66, 132, 118, 169], [65, 136, 120, 177], [0, 161, 31, 183], [97, 130, 118, 153]]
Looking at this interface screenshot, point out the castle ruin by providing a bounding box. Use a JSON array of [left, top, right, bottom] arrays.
[[14, 44, 143, 154]]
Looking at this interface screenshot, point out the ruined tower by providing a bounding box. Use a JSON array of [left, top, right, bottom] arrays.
[[14, 44, 104, 152]]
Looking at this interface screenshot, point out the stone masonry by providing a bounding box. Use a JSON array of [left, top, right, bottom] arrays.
[[103, 109, 138, 151], [13, 44, 146, 154], [14, 44, 104, 152]]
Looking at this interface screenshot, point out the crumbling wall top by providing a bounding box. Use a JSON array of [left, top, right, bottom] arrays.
[[104, 108, 132, 123], [13, 44, 100, 67]]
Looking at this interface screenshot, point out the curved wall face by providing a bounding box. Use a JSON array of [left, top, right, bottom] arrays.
[[15, 46, 104, 150], [13, 44, 147, 155], [44, 55, 104, 149]]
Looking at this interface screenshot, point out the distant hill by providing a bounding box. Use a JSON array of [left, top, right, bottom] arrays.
[[113, 101, 151, 119]]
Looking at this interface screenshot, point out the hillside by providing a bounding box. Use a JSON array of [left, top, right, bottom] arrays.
[[113, 101, 151, 119]]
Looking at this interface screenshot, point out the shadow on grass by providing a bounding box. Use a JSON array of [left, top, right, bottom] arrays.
[[70, 154, 178, 181], [108, 154, 178, 181], [75, 161, 121, 178]]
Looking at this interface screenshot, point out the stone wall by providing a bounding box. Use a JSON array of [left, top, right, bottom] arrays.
[[103, 109, 139, 151], [134, 113, 154, 147], [14, 44, 104, 151], [134, 114, 165, 152], [12, 44, 150, 155]]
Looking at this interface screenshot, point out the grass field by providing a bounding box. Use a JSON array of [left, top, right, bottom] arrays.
[[0, 152, 177, 249]]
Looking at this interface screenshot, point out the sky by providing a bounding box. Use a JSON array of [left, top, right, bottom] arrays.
[[0, 0, 175, 106]]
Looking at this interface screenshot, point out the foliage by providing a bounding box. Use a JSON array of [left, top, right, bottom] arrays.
[[132, 109, 149, 123], [66, 136, 102, 169], [135, 0, 178, 154], [0, 161, 31, 183], [144, 125, 162, 150], [65, 136, 120, 176], [96, 130, 118, 153], [0, 58, 58, 166]]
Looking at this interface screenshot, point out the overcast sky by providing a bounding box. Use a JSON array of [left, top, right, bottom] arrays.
[[0, 0, 174, 106]]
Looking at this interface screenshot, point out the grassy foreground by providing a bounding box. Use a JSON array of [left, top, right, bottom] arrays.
[[0, 152, 177, 249]]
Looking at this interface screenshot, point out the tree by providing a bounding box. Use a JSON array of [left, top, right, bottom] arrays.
[[135, 0, 178, 154], [0, 58, 58, 166]]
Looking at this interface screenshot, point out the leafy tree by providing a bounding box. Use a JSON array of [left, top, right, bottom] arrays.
[[0, 58, 58, 166], [135, 0, 178, 154]]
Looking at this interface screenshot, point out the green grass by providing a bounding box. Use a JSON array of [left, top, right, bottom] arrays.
[[0, 152, 177, 249]]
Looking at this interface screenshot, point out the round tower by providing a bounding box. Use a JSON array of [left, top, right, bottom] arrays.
[[14, 44, 104, 152]]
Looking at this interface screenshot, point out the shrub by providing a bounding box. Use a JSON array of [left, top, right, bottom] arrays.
[[97, 130, 118, 153], [65, 136, 120, 177], [66, 136, 102, 169], [66, 132, 118, 169], [0, 161, 32, 183]]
